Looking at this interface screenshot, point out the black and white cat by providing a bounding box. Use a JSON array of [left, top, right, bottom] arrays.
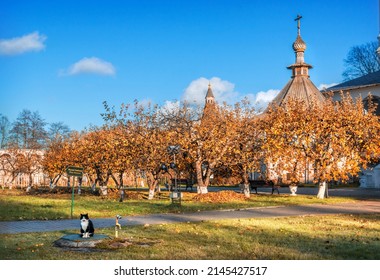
[[80, 213, 94, 238]]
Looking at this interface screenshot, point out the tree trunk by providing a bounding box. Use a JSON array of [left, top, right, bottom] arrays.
[[100, 185, 108, 196], [147, 173, 156, 199], [118, 172, 123, 189], [96, 168, 107, 196], [317, 181, 328, 199], [77, 177, 82, 195], [26, 173, 32, 192], [243, 183, 250, 198], [241, 168, 251, 198], [148, 188, 155, 200], [195, 159, 215, 194], [91, 182, 96, 192], [197, 185, 208, 194], [119, 187, 125, 202], [203, 166, 213, 188], [111, 173, 121, 188], [49, 179, 55, 190], [50, 174, 61, 190], [195, 160, 208, 194], [147, 171, 159, 200]]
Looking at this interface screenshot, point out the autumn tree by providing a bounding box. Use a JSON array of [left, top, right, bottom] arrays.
[[104, 125, 133, 190], [42, 131, 80, 189], [224, 99, 264, 197], [161, 100, 239, 194], [3, 146, 43, 190], [312, 93, 380, 198], [5, 110, 47, 190], [261, 94, 380, 199], [261, 99, 315, 187], [71, 127, 115, 194], [103, 101, 171, 199]]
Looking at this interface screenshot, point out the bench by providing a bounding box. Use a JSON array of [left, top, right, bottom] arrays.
[[249, 179, 280, 194]]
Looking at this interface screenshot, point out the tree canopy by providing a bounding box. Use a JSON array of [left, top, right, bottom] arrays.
[[3, 94, 379, 199]]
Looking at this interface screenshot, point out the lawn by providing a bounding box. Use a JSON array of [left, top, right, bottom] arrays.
[[1, 214, 379, 260], [0, 188, 357, 221]]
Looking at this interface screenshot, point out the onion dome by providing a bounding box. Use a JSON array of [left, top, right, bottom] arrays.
[[293, 34, 306, 52]]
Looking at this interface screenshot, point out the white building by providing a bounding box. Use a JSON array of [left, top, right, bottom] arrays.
[[327, 70, 380, 116]]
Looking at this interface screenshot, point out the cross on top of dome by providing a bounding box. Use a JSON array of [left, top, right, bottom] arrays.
[[292, 15, 306, 52]]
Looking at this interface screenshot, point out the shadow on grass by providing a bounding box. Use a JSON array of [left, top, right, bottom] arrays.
[[139, 214, 380, 260], [0, 198, 70, 221], [1, 213, 380, 260]]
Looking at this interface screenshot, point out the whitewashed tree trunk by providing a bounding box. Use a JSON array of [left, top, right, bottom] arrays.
[[243, 183, 250, 198], [148, 188, 155, 200], [317, 181, 327, 199], [289, 184, 298, 196], [197, 185, 208, 194], [100, 185, 108, 196]]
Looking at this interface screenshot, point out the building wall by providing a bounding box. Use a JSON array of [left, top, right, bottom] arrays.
[[0, 149, 46, 188], [249, 161, 316, 185], [332, 85, 380, 101]]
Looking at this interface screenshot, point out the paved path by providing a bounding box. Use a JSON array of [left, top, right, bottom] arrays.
[[1, 200, 379, 234]]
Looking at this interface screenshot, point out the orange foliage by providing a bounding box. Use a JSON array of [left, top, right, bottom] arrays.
[[192, 190, 247, 203]]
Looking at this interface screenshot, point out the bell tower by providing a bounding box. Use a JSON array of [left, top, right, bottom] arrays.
[[205, 82, 215, 104]]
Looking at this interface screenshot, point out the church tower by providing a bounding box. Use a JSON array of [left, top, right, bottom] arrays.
[[205, 82, 215, 105], [268, 15, 326, 109], [202, 82, 218, 121]]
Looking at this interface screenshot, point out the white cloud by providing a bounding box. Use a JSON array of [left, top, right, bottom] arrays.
[[182, 77, 238, 105], [63, 57, 116, 76], [242, 89, 279, 111], [0, 31, 46, 55], [318, 83, 338, 91], [181, 76, 279, 112], [254, 89, 280, 104]]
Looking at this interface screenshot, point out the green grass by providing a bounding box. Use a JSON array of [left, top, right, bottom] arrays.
[[1, 214, 379, 260], [0, 189, 357, 221]]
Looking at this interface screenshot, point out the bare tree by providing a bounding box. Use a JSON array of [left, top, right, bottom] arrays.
[[48, 122, 71, 142], [0, 114, 10, 148], [10, 109, 47, 149], [342, 41, 380, 81]]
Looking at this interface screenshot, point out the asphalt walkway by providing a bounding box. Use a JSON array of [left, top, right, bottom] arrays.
[[0, 198, 379, 234]]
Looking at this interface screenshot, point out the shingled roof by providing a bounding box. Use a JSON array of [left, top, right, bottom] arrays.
[[271, 75, 326, 107], [327, 70, 380, 92]]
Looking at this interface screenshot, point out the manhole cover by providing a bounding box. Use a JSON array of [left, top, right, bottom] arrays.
[[54, 234, 110, 248]]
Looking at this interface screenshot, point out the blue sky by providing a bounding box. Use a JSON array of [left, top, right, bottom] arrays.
[[0, 0, 378, 131]]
